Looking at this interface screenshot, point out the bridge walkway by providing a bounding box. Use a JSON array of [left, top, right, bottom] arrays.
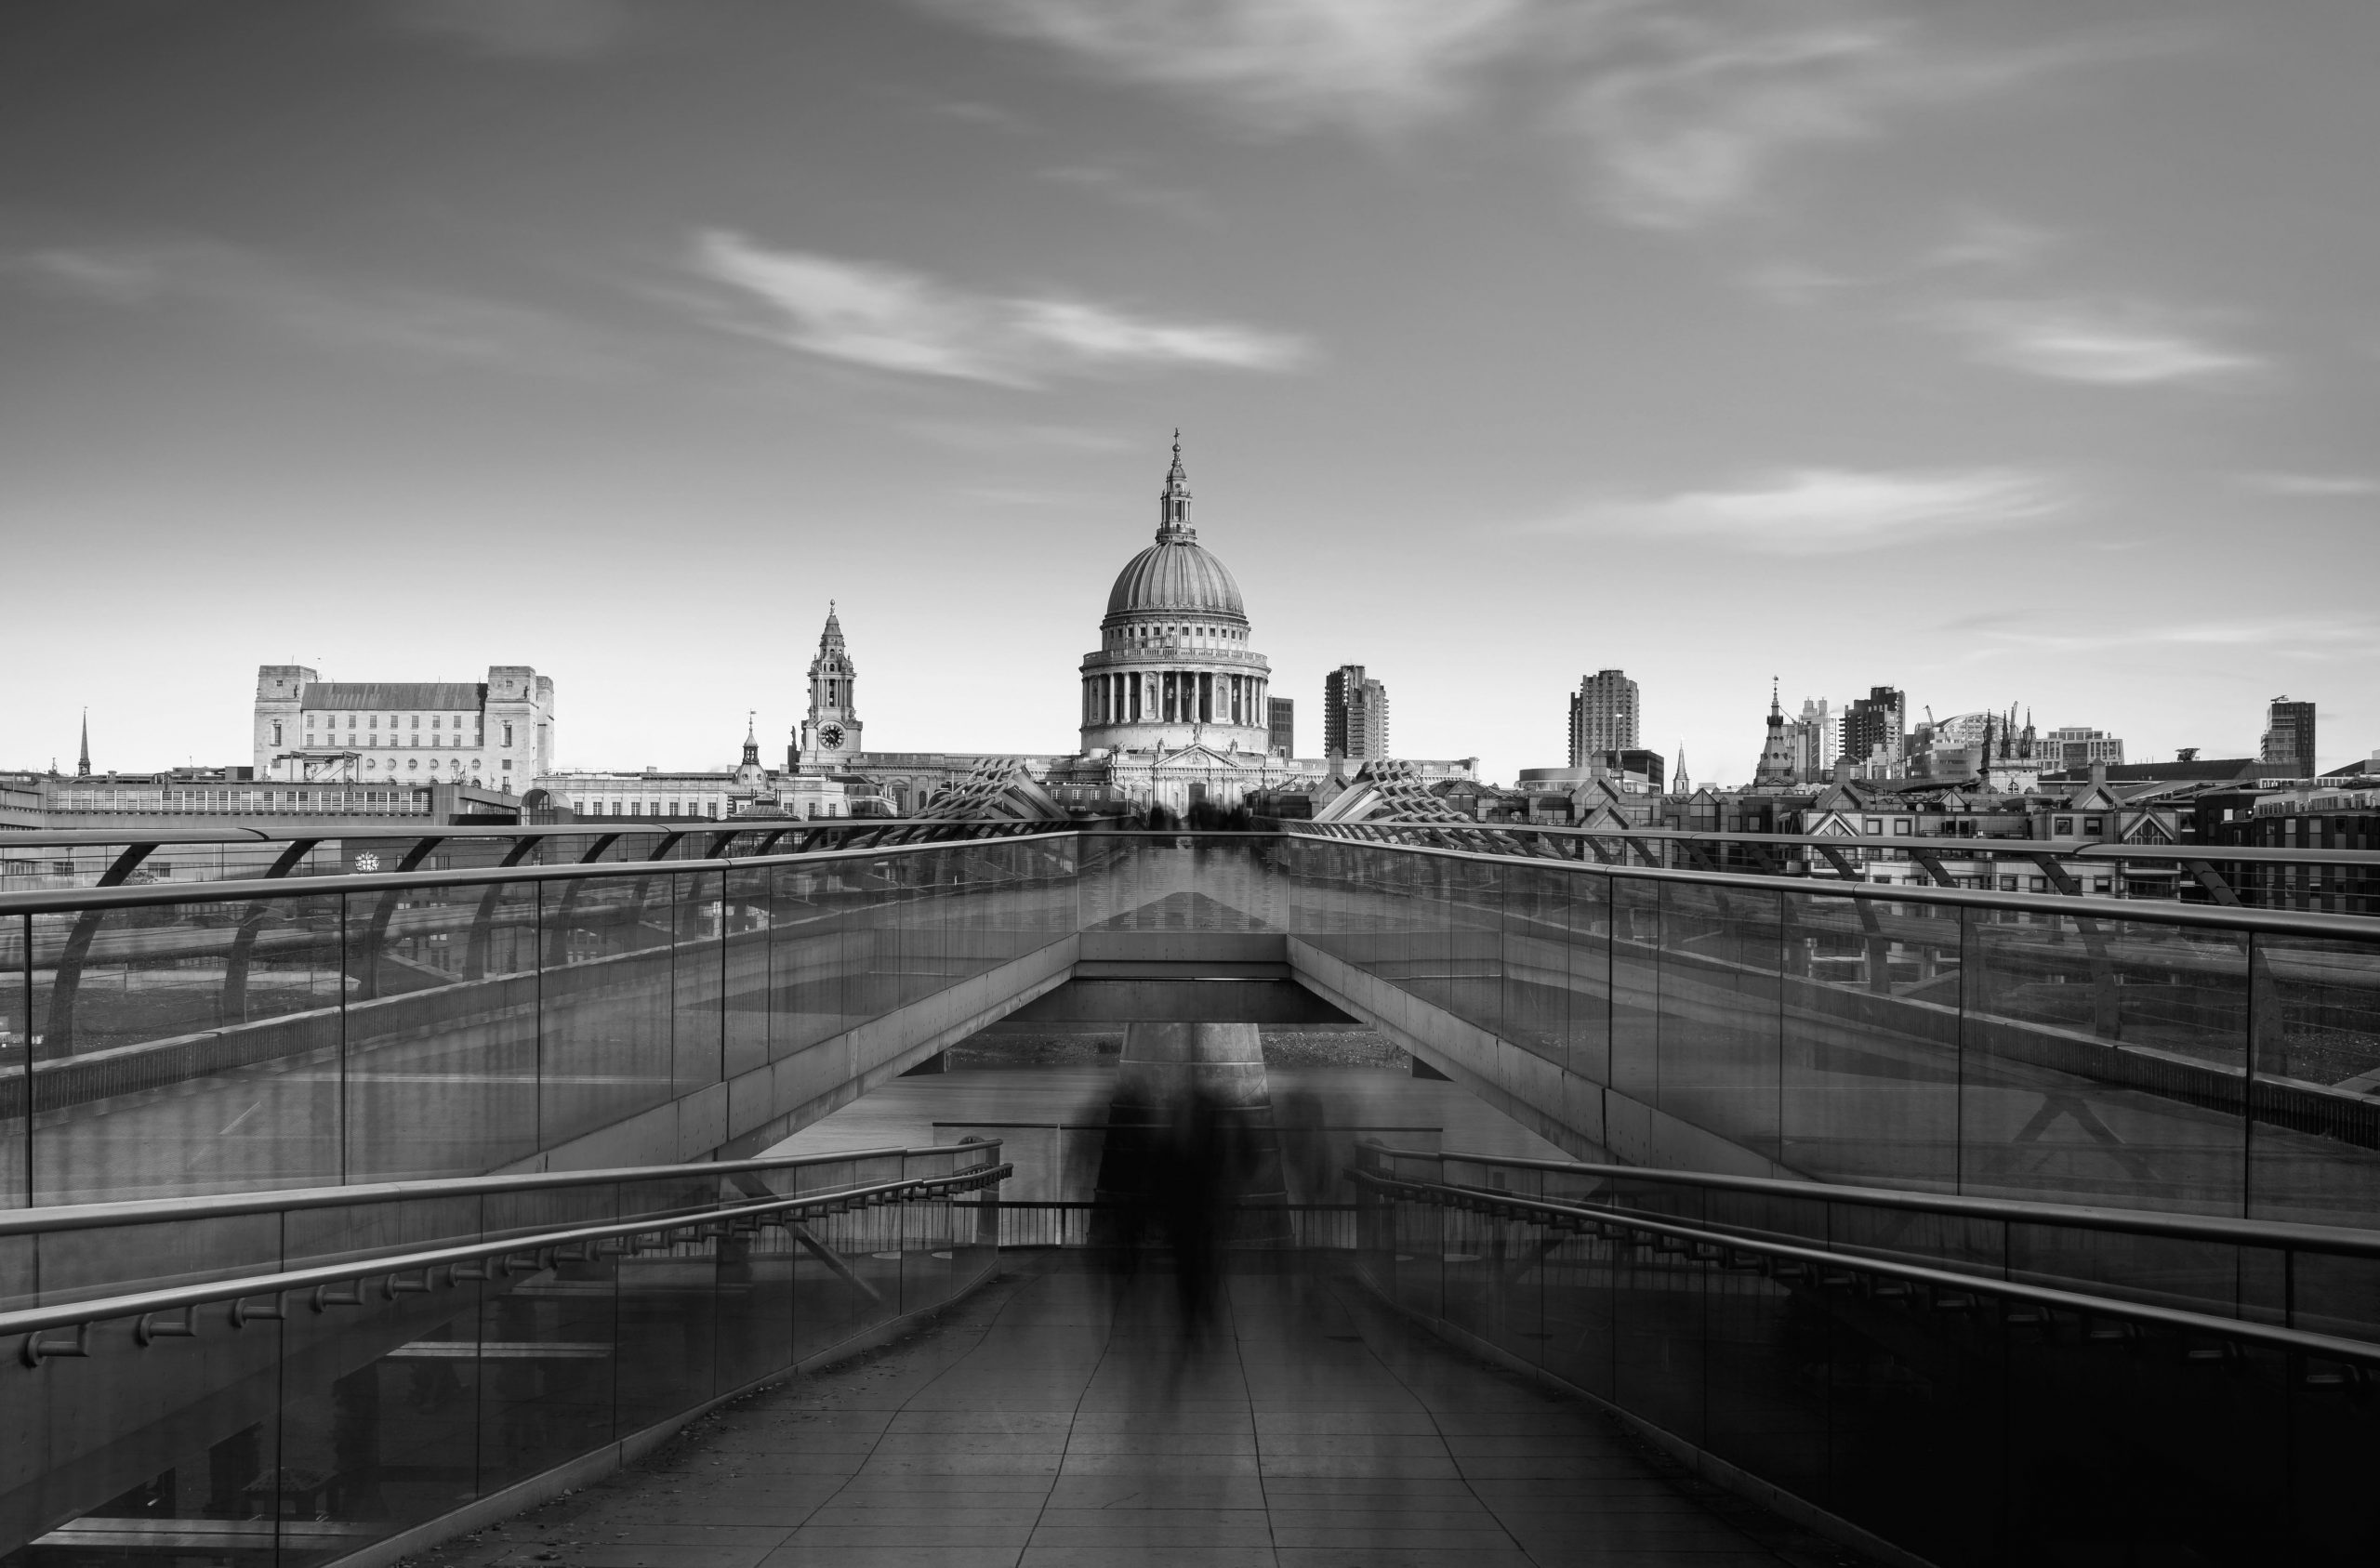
[[403, 1258, 1825, 1568]]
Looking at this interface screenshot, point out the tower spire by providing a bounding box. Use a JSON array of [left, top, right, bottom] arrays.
[[77, 708, 90, 778], [1157, 430, 1194, 543]]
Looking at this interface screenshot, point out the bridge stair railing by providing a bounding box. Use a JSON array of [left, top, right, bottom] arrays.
[[1349, 1141, 2380, 1567], [0, 1141, 1008, 1568]]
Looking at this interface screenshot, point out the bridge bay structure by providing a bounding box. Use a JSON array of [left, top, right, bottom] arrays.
[[6, 821, 2380, 1566]]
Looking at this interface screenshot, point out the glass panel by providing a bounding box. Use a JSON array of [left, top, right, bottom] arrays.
[[33, 889, 344, 1205], [1780, 889, 1961, 1190], [1609, 876, 1660, 1106], [1962, 909, 2247, 1213], [722, 864, 771, 1083], [671, 871, 723, 1098], [1655, 882, 1781, 1158], [1445, 857, 1501, 1036], [346, 879, 539, 1184], [2246, 930, 2380, 1228], [4, 913, 30, 1209], [540, 875, 673, 1152]]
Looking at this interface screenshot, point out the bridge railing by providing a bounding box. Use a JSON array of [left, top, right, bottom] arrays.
[[1288, 818, 2380, 915], [3, 1141, 1008, 1568], [0, 816, 1078, 893], [1276, 833, 2380, 1226], [0, 833, 1079, 1206], [1348, 1143, 2380, 1566]]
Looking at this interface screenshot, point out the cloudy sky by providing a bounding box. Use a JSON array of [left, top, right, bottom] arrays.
[[4, 0, 2375, 784]]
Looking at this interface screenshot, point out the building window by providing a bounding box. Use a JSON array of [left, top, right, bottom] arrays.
[[2030, 876, 2049, 892], [2054, 816, 2073, 835], [2093, 877, 2112, 893], [503, 722, 514, 746], [2084, 817, 2103, 835], [1861, 818, 1882, 835], [1892, 820, 1911, 836], [271, 721, 283, 744]]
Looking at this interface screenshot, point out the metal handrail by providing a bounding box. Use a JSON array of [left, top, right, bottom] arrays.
[[1353, 1145, 2380, 1258], [1351, 1168, 2380, 1368], [7, 1162, 1011, 1360], [0, 1140, 1002, 1238], [0, 828, 1086, 916], [1302, 821, 2380, 869], [0, 818, 1066, 850], [1282, 827, 2380, 940], [10, 824, 2378, 939]]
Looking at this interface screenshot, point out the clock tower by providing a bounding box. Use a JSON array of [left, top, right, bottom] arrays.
[[794, 602, 862, 771]]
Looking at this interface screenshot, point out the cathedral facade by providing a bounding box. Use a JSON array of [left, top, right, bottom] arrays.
[[700, 438, 1474, 818]]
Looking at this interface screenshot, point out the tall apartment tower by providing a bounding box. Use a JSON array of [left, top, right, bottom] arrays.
[[1267, 698, 1295, 758], [1324, 665, 1390, 759], [2261, 696, 2317, 778], [1567, 670, 1640, 768], [1788, 698, 1837, 783], [1841, 686, 1906, 772]]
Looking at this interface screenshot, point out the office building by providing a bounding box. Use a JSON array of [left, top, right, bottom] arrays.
[[1324, 665, 1390, 759], [2261, 696, 2317, 778], [1566, 670, 1639, 767], [2045, 727, 2126, 769], [1841, 686, 1906, 772], [1268, 698, 1295, 758]]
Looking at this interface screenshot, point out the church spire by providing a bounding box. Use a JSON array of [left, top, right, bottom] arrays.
[[1157, 429, 1195, 543], [741, 710, 760, 768], [77, 708, 90, 778], [1752, 676, 1797, 788]]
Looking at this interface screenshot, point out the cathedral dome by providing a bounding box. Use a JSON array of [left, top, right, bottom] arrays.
[[1100, 433, 1248, 623], [1105, 539, 1245, 620]]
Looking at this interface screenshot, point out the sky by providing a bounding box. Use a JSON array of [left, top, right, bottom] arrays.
[[3, 0, 2376, 785]]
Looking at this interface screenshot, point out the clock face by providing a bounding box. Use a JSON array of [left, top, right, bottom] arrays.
[[818, 722, 846, 749]]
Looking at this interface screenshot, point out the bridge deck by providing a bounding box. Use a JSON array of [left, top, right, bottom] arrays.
[[403, 1258, 1812, 1568]]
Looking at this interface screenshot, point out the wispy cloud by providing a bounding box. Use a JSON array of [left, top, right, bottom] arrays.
[[1947, 611, 2380, 660], [1, 237, 615, 375], [1569, 21, 2132, 230], [1923, 209, 2058, 272], [923, 0, 1538, 131], [1038, 164, 1216, 222], [906, 419, 1133, 454], [920, 2, 2156, 231], [2234, 471, 2380, 498], [687, 231, 1310, 388], [1547, 467, 2069, 553], [1931, 297, 2269, 388], [391, 0, 641, 60]]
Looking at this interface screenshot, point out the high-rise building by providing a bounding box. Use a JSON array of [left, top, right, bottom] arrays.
[[2045, 727, 2125, 769], [1268, 698, 1294, 758], [1841, 686, 1906, 771], [1567, 670, 1639, 767], [1786, 698, 1836, 783], [2261, 696, 2317, 777], [1324, 665, 1390, 759]]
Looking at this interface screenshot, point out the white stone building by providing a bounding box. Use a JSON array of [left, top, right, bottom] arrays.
[[254, 665, 553, 789]]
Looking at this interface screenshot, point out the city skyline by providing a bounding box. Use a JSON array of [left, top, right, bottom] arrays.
[[5, 2, 2377, 784]]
